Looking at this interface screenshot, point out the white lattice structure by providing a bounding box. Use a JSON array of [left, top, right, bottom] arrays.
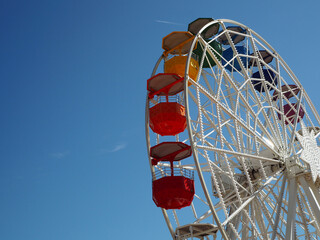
[[146, 18, 320, 239]]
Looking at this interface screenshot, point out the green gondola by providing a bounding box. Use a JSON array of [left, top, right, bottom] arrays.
[[193, 40, 222, 68]]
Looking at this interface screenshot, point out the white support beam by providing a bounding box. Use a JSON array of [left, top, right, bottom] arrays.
[[285, 178, 297, 240], [299, 177, 320, 228], [271, 175, 287, 240]]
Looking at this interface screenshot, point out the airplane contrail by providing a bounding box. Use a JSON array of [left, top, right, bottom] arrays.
[[155, 20, 185, 26]]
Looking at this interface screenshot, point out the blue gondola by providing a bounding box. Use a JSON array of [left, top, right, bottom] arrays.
[[222, 46, 248, 72], [251, 69, 277, 92]]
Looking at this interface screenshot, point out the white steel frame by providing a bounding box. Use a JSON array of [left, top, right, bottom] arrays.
[[146, 19, 320, 239]]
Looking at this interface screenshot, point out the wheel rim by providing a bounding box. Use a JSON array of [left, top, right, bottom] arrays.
[[146, 18, 320, 239]]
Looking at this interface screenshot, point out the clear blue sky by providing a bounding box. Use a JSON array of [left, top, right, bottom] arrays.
[[1, 0, 320, 239]]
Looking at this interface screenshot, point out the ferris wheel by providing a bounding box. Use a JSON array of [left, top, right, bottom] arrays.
[[145, 18, 320, 240]]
